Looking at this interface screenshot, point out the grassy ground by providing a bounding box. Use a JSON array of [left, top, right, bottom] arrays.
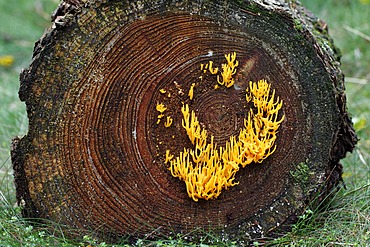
[[1, 0, 369, 246]]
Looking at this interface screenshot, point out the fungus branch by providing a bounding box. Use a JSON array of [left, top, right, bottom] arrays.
[[217, 52, 239, 88]]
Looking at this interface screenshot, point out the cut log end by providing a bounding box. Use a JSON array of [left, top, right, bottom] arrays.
[[12, 0, 357, 244]]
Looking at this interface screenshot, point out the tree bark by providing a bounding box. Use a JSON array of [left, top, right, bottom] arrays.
[[11, 0, 357, 243]]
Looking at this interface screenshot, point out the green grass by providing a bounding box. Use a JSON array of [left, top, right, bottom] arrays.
[[1, 0, 369, 246], [0, 0, 59, 204]]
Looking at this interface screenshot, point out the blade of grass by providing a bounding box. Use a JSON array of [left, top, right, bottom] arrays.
[[343, 24, 370, 42]]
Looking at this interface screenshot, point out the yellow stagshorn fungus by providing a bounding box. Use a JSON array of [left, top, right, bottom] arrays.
[[208, 61, 219, 75], [164, 116, 173, 128], [156, 102, 167, 113], [188, 83, 196, 100], [200, 52, 238, 89], [156, 102, 167, 124], [166, 79, 284, 201], [217, 52, 239, 88]]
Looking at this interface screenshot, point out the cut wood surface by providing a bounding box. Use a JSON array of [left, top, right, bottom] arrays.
[[11, 0, 357, 243]]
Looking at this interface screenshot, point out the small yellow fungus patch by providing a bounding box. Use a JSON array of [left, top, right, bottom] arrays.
[[225, 52, 239, 70], [217, 52, 238, 88], [156, 102, 168, 124], [208, 61, 218, 74], [165, 150, 174, 163], [201, 62, 210, 73], [188, 83, 196, 100], [200, 53, 239, 87], [164, 116, 173, 127], [156, 102, 167, 113], [156, 114, 165, 124], [159, 89, 166, 94], [166, 79, 284, 201]]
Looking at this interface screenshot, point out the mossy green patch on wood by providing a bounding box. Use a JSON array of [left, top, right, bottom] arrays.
[[293, 19, 303, 31], [290, 162, 314, 190]]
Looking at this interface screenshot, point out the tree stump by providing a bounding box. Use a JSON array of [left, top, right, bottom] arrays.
[[11, 0, 357, 243]]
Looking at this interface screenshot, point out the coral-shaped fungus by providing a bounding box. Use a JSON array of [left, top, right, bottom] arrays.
[[166, 80, 284, 201], [164, 52, 284, 201], [217, 52, 239, 88]]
